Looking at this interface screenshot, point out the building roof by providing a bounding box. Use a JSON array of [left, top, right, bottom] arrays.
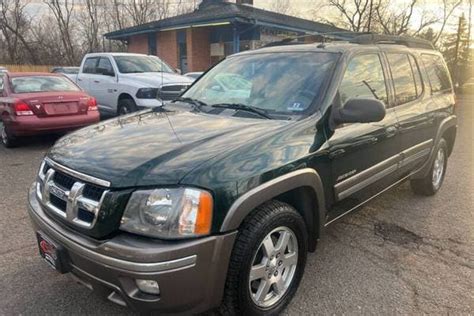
[[105, 1, 345, 40]]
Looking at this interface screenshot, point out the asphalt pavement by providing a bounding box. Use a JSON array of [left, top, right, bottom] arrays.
[[0, 96, 472, 315]]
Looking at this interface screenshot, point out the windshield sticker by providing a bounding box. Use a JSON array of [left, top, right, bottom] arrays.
[[287, 102, 306, 112]]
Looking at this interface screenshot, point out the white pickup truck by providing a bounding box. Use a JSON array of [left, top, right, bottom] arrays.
[[75, 53, 193, 115]]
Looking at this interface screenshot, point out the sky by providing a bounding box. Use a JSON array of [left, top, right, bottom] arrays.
[[23, 0, 472, 37]]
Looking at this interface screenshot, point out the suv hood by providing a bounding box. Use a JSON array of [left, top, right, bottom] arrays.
[[119, 72, 193, 87], [48, 109, 288, 188]]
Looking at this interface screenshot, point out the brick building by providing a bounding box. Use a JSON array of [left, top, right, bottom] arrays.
[[104, 0, 343, 73]]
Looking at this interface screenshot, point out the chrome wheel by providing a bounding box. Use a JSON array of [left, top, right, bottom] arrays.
[[249, 226, 298, 308], [432, 147, 445, 189]]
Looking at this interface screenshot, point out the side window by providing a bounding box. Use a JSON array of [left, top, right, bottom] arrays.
[[97, 57, 114, 76], [387, 53, 418, 105], [339, 54, 388, 105], [83, 57, 98, 74], [408, 55, 423, 97], [421, 54, 452, 93], [0, 75, 4, 91]]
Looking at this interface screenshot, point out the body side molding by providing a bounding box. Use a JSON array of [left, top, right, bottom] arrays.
[[412, 115, 457, 179], [220, 168, 326, 237]]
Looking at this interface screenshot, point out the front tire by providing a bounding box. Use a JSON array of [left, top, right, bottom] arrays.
[[410, 138, 448, 196], [117, 98, 138, 116], [1, 120, 17, 148], [220, 201, 308, 315]]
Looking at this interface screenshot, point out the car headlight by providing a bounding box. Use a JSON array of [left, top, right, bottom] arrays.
[[136, 88, 159, 99], [120, 188, 213, 239]]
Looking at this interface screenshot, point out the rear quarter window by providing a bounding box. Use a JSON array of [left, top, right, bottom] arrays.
[[421, 54, 452, 93]]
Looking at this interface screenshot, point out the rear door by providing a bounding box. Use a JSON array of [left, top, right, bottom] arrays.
[[86, 57, 118, 114], [385, 52, 438, 176], [77, 57, 98, 95], [326, 52, 402, 223]]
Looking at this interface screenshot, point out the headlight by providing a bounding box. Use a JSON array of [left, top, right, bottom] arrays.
[[120, 188, 213, 239], [136, 88, 159, 99]]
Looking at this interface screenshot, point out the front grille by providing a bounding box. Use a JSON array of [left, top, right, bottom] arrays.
[[36, 159, 109, 229], [158, 84, 189, 101]]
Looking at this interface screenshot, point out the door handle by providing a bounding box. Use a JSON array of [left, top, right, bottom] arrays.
[[77, 78, 82, 81], [385, 126, 397, 138], [93, 80, 100, 83]]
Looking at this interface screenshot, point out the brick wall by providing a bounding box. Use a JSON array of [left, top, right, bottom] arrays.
[[157, 30, 179, 69], [127, 34, 148, 54], [187, 27, 211, 72]]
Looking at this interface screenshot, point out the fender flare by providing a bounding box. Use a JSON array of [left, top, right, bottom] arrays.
[[412, 115, 457, 179], [220, 168, 326, 243]]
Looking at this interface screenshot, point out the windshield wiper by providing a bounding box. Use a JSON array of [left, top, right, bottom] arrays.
[[211, 103, 272, 119], [172, 97, 208, 111]]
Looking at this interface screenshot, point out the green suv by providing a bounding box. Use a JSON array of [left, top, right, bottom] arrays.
[[28, 34, 457, 314]]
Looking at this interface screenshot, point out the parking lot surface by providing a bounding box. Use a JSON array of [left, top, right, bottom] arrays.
[[0, 97, 472, 315]]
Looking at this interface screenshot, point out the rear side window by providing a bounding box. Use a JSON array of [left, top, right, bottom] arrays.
[[421, 54, 452, 93], [339, 54, 388, 105], [408, 55, 423, 97], [83, 57, 98, 74], [387, 53, 418, 105]]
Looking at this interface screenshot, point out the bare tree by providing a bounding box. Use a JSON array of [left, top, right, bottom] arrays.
[[44, 0, 78, 65], [432, 0, 463, 45], [270, 0, 293, 15], [326, 0, 372, 32], [0, 0, 38, 63]]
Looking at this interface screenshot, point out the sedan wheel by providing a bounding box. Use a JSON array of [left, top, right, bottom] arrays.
[[0, 121, 16, 148]]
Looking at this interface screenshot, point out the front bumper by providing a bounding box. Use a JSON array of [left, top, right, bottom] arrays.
[[27, 184, 236, 314]]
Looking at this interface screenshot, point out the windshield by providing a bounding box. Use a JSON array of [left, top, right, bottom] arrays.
[[11, 76, 80, 93], [182, 52, 338, 116], [114, 55, 174, 74]]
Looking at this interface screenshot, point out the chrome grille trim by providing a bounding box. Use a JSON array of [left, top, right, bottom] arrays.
[[36, 159, 109, 229], [44, 157, 111, 188]]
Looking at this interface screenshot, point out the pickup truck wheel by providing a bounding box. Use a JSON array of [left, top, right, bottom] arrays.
[[410, 138, 448, 196], [0, 121, 17, 148], [117, 98, 138, 116], [220, 201, 308, 315]]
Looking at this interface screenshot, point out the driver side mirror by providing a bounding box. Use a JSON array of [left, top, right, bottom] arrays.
[[97, 67, 115, 77], [335, 98, 386, 124]]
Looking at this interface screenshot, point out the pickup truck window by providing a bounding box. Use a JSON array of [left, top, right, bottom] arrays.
[[339, 54, 387, 105], [387, 53, 418, 105], [182, 52, 338, 116], [114, 55, 173, 74], [97, 57, 114, 76], [10, 76, 80, 93], [83, 57, 98, 74]]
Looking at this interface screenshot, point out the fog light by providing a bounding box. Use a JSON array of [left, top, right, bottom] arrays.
[[136, 279, 160, 295]]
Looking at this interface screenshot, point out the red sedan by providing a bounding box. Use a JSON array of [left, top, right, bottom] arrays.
[[0, 72, 100, 147]]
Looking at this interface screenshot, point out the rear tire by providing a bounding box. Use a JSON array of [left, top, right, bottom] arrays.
[[117, 98, 138, 116], [220, 201, 308, 315], [410, 138, 448, 196], [1, 120, 18, 148]]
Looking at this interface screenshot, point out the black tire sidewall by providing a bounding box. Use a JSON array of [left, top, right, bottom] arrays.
[[236, 204, 308, 315], [118, 98, 137, 115], [0, 121, 15, 148]]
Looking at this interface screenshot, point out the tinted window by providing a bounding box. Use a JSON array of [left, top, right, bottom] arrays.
[[97, 57, 114, 75], [183, 52, 338, 116], [387, 53, 418, 105], [10, 76, 80, 93], [83, 58, 98, 74], [421, 54, 452, 93], [339, 54, 387, 105], [409, 55, 423, 97]]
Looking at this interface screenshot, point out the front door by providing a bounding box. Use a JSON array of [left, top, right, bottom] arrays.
[[326, 52, 401, 224], [90, 57, 118, 114]]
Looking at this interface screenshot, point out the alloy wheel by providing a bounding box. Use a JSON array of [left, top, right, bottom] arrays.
[[249, 226, 298, 308], [432, 147, 445, 189]]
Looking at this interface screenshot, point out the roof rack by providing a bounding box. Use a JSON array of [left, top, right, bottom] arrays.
[[263, 32, 434, 50], [349, 34, 435, 50]]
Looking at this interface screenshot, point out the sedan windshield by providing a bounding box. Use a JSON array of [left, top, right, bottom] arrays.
[[114, 55, 174, 74], [182, 52, 338, 117], [11, 76, 80, 93]]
